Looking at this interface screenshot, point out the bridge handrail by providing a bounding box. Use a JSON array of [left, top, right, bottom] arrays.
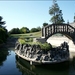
[[43, 23, 75, 30], [42, 23, 75, 44], [68, 24, 75, 29]]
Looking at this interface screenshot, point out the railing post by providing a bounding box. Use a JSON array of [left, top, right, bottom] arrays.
[[67, 24, 68, 32], [48, 27, 49, 37], [63, 25, 64, 32], [42, 27, 46, 38], [44, 27, 46, 38], [51, 25, 52, 34], [54, 25, 55, 33], [42, 27, 44, 37], [56, 25, 57, 32]]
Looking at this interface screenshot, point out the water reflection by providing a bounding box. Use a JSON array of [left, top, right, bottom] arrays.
[[0, 50, 75, 75], [73, 57, 75, 69], [15, 55, 70, 75], [0, 48, 9, 67]]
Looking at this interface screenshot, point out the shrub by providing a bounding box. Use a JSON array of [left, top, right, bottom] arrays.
[[0, 39, 3, 44], [9, 28, 20, 34], [18, 37, 33, 42], [17, 38, 52, 51], [29, 38, 33, 42], [18, 39, 26, 44], [39, 43, 52, 51], [19, 36, 24, 39], [0, 28, 7, 42]]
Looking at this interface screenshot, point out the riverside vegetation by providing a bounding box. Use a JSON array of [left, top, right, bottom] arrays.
[[17, 37, 52, 51], [0, 16, 8, 46]]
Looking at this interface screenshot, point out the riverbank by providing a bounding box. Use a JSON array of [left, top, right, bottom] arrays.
[[5, 36, 75, 52], [0, 43, 5, 48], [5, 37, 18, 48]]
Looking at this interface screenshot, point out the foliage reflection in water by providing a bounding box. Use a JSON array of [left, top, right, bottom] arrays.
[[0, 49, 75, 75], [16, 55, 70, 75], [0, 48, 9, 66], [0, 49, 22, 75]]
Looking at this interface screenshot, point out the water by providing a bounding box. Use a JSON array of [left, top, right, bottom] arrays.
[[0, 48, 75, 75]]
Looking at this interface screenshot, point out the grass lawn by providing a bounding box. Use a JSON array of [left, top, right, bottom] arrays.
[[10, 31, 42, 39]]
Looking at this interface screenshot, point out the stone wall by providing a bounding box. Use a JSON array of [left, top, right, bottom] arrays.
[[15, 41, 69, 62]]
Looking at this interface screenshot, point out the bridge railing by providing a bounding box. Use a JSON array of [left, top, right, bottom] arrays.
[[42, 24, 75, 39]]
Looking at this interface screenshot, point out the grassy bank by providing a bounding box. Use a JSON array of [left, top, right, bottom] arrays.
[[10, 31, 42, 39]]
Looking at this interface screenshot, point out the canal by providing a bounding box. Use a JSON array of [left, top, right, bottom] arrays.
[[0, 47, 75, 75]]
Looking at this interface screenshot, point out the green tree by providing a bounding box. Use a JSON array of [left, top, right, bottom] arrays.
[[36, 26, 41, 31], [43, 22, 48, 27], [74, 13, 75, 22], [9, 28, 20, 34], [0, 16, 6, 28], [30, 28, 38, 32], [20, 27, 30, 34], [0, 16, 8, 43], [49, 0, 64, 24]]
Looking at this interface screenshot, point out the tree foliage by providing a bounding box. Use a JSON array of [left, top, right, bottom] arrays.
[[0, 28, 7, 42], [9, 28, 20, 34], [43, 22, 48, 27], [20, 27, 30, 34], [0, 16, 8, 43], [9, 26, 41, 34], [0, 16, 6, 28], [36, 26, 41, 31], [30, 26, 41, 32], [74, 13, 75, 22], [49, 0, 64, 24], [30, 28, 38, 32]]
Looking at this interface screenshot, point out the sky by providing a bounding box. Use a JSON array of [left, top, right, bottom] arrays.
[[0, 0, 75, 31]]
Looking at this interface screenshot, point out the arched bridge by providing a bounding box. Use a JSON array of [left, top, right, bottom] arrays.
[[42, 24, 75, 44]]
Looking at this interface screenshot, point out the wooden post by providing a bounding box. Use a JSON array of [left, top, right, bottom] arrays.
[[54, 25, 55, 33], [30, 61, 33, 65], [44, 27, 46, 38], [42, 28, 44, 37], [63, 25, 64, 32], [67, 24, 68, 32]]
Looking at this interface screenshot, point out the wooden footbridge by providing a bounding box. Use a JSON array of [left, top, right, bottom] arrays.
[[42, 23, 75, 44]]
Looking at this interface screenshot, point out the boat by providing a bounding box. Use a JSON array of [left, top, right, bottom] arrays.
[[15, 41, 70, 65]]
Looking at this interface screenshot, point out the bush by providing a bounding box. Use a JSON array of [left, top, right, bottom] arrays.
[[29, 38, 33, 42], [9, 28, 20, 34], [0, 28, 7, 42], [0, 39, 3, 44], [39, 43, 52, 51], [17, 38, 52, 51], [18, 39, 26, 44], [30, 28, 39, 32], [20, 27, 30, 34], [18, 38, 52, 51], [19, 36, 24, 39]]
